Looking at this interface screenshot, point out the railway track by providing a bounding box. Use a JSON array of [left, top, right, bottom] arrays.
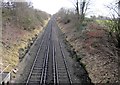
[[26, 19, 72, 84]]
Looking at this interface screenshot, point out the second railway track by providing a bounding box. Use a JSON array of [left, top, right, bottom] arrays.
[[26, 18, 72, 85]]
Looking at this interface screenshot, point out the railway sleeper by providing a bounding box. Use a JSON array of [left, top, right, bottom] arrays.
[[58, 79, 70, 83], [30, 75, 41, 78], [57, 65, 65, 67], [58, 72, 67, 75], [34, 65, 43, 68], [29, 80, 40, 83], [32, 70, 42, 73], [33, 67, 42, 70], [29, 76, 41, 81], [29, 79, 41, 82], [58, 70, 67, 73], [35, 60, 43, 63], [57, 67, 66, 69], [58, 75, 68, 78], [31, 73, 41, 76]]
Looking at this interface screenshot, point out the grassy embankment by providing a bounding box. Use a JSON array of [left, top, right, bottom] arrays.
[[56, 10, 119, 83], [2, 2, 50, 72]]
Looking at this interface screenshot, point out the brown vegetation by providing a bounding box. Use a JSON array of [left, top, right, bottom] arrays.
[[1, 1, 50, 72], [56, 9, 119, 83]]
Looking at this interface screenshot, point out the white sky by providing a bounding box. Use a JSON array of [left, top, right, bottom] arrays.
[[31, 0, 117, 17], [31, 0, 73, 14]]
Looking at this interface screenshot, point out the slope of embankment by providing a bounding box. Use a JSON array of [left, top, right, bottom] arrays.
[[1, 2, 50, 73], [56, 14, 119, 83]]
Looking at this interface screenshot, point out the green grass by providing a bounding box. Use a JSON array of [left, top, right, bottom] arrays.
[[96, 19, 117, 32], [96, 19, 111, 25]]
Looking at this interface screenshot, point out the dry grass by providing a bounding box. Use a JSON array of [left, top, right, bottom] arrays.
[[1, 2, 50, 72], [57, 19, 119, 83], [2, 20, 49, 72]]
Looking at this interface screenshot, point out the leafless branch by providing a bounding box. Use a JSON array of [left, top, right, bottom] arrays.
[[84, 0, 91, 14], [69, 0, 77, 8], [106, 5, 120, 17]]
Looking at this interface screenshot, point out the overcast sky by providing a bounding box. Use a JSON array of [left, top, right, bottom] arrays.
[[31, 0, 116, 17]]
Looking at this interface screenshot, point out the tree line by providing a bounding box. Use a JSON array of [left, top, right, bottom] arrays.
[[2, 0, 49, 31], [57, 0, 120, 48]]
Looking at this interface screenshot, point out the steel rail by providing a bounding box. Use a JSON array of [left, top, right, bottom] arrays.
[[54, 19, 72, 84], [40, 23, 52, 84], [26, 24, 50, 84], [26, 19, 72, 85], [40, 42, 50, 84], [52, 41, 56, 84], [59, 42, 72, 84]]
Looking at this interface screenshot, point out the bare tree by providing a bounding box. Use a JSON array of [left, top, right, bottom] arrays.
[[80, 0, 91, 23], [118, 0, 120, 47], [71, 0, 80, 19], [80, 0, 85, 22], [71, 0, 91, 25], [106, 0, 120, 48], [76, 0, 79, 19], [118, 0, 120, 29]]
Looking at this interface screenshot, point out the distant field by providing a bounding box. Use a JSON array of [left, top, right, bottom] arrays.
[[96, 19, 119, 33], [96, 19, 111, 25]]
